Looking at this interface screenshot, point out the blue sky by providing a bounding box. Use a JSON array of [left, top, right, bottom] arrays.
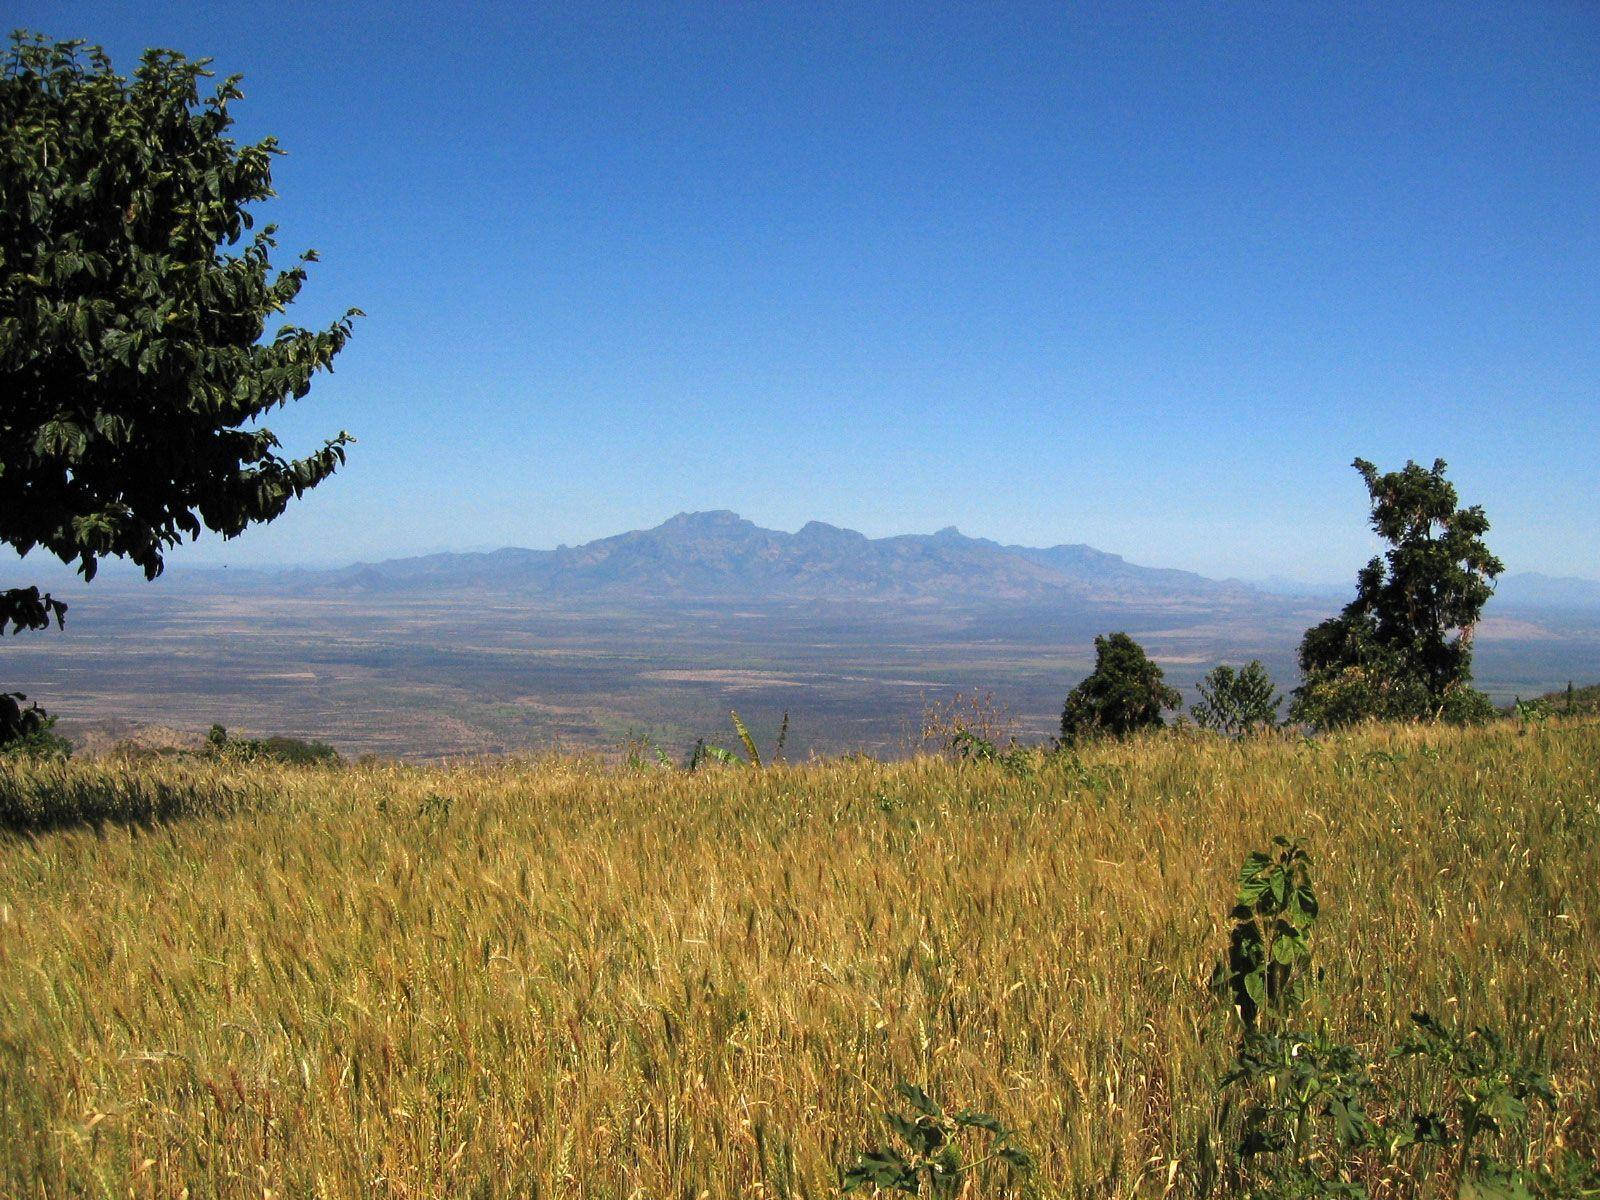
[[12, 1, 1599, 582]]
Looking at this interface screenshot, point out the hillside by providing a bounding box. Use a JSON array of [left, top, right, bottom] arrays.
[[2, 720, 1596, 1196]]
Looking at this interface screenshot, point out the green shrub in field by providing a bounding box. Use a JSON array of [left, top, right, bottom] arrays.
[[206, 724, 341, 766], [1215, 836, 1319, 1030], [1060, 632, 1180, 743], [840, 1083, 1032, 1196], [1212, 838, 1600, 1198], [1192, 661, 1282, 736], [0, 700, 70, 759]]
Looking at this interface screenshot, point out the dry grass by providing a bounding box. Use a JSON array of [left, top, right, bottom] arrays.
[[1, 720, 1597, 1197]]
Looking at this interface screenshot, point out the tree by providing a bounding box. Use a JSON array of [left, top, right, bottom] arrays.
[[1290, 458, 1502, 729], [1060, 632, 1181, 743], [1, 33, 359, 742], [1191, 661, 1281, 736]]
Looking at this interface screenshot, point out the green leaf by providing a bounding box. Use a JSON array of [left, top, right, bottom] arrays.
[[951, 1109, 1004, 1133], [729, 708, 762, 769], [842, 1146, 917, 1193], [1244, 971, 1267, 1009], [896, 1082, 942, 1118]]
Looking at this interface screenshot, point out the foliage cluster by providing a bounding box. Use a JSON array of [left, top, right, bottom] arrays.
[[0, 697, 71, 758], [204, 723, 340, 766], [1191, 660, 1282, 736], [1, 33, 356, 742], [841, 1082, 1032, 1195], [1292, 459, 1502, 729], [1059, 631, 1181, 743], [1211, 838, 1598, 1198]]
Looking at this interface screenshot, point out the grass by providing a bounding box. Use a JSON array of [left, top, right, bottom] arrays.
[[0, 755, 274, 832], [1, 720, 1597, 1197]]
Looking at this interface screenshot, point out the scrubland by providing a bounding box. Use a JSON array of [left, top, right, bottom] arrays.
[[2, 720, 1597, 1197]]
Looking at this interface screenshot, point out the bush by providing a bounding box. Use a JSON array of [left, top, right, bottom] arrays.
[[206, 724, 341, 766], [1211, 837, 1599, 1197], [1292, 660, 1494, 731], [1191, 661, 1281, 736], [0, 703, 71, 759], [1060, 632, 1180, 743]]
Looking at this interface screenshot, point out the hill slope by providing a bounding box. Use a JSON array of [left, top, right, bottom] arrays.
[[3, 721, 1596, 1194]]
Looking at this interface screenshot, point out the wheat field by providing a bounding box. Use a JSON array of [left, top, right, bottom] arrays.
[[2, 720, 1597, 1197]]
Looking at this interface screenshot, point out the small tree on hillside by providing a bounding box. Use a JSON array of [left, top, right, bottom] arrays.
[[1, 34, 359, 744], [1290, 458, 1501, 729], [1191, 661, 1280, 736], [1060, 632, 1180, 743]]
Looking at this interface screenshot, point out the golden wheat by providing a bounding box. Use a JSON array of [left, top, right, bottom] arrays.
[[1, 721, 1596, 1197]]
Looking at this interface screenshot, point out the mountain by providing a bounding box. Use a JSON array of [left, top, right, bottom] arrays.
[[291, 511, 1265, 608]]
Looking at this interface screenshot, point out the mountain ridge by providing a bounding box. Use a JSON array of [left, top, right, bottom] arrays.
[[286, 510, 1263, 607]]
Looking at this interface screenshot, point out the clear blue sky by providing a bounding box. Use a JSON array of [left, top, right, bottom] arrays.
[[13, 1, 1600, 582]]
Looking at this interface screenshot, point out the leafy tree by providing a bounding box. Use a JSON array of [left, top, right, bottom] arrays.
[[1291, 458, 1501, 729], [1060, 632, 1180, 743], [0, 696, 71, 758], [1, 33, 358, 742], [1191, 661, 1281, 736]]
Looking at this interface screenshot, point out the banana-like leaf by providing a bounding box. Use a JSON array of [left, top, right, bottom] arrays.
[[730, 709, 762, 769]]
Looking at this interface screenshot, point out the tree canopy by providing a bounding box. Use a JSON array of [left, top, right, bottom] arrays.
[[1060, 632, 1181, 743], [1291, 458, 1502, 728], [1191, 661, 1280, 736], [1, 32, 359, 743]]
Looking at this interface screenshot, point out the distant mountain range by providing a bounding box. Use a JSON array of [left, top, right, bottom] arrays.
[[14, 511, 1596, 617], [282, 510, 1267, 608]]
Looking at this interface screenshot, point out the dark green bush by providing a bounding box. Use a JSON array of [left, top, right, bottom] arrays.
[[206, 724, 341, 766], [1060, 632, 1180, 743], [0, 705, 71, 759]]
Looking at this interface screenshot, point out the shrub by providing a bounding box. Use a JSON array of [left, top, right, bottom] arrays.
[[921, 690, 1018, 755], [206, 724, 341, 766], [1212, 837, 1599, 1198], [0, 701, 71, 759], [840, 1083, 1032, 1196], [1059, 632, 1180, 743], [1191, 661, 1281, 736]]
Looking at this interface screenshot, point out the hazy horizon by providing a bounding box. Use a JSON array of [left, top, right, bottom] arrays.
[[7, 506, 1597, 594]]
